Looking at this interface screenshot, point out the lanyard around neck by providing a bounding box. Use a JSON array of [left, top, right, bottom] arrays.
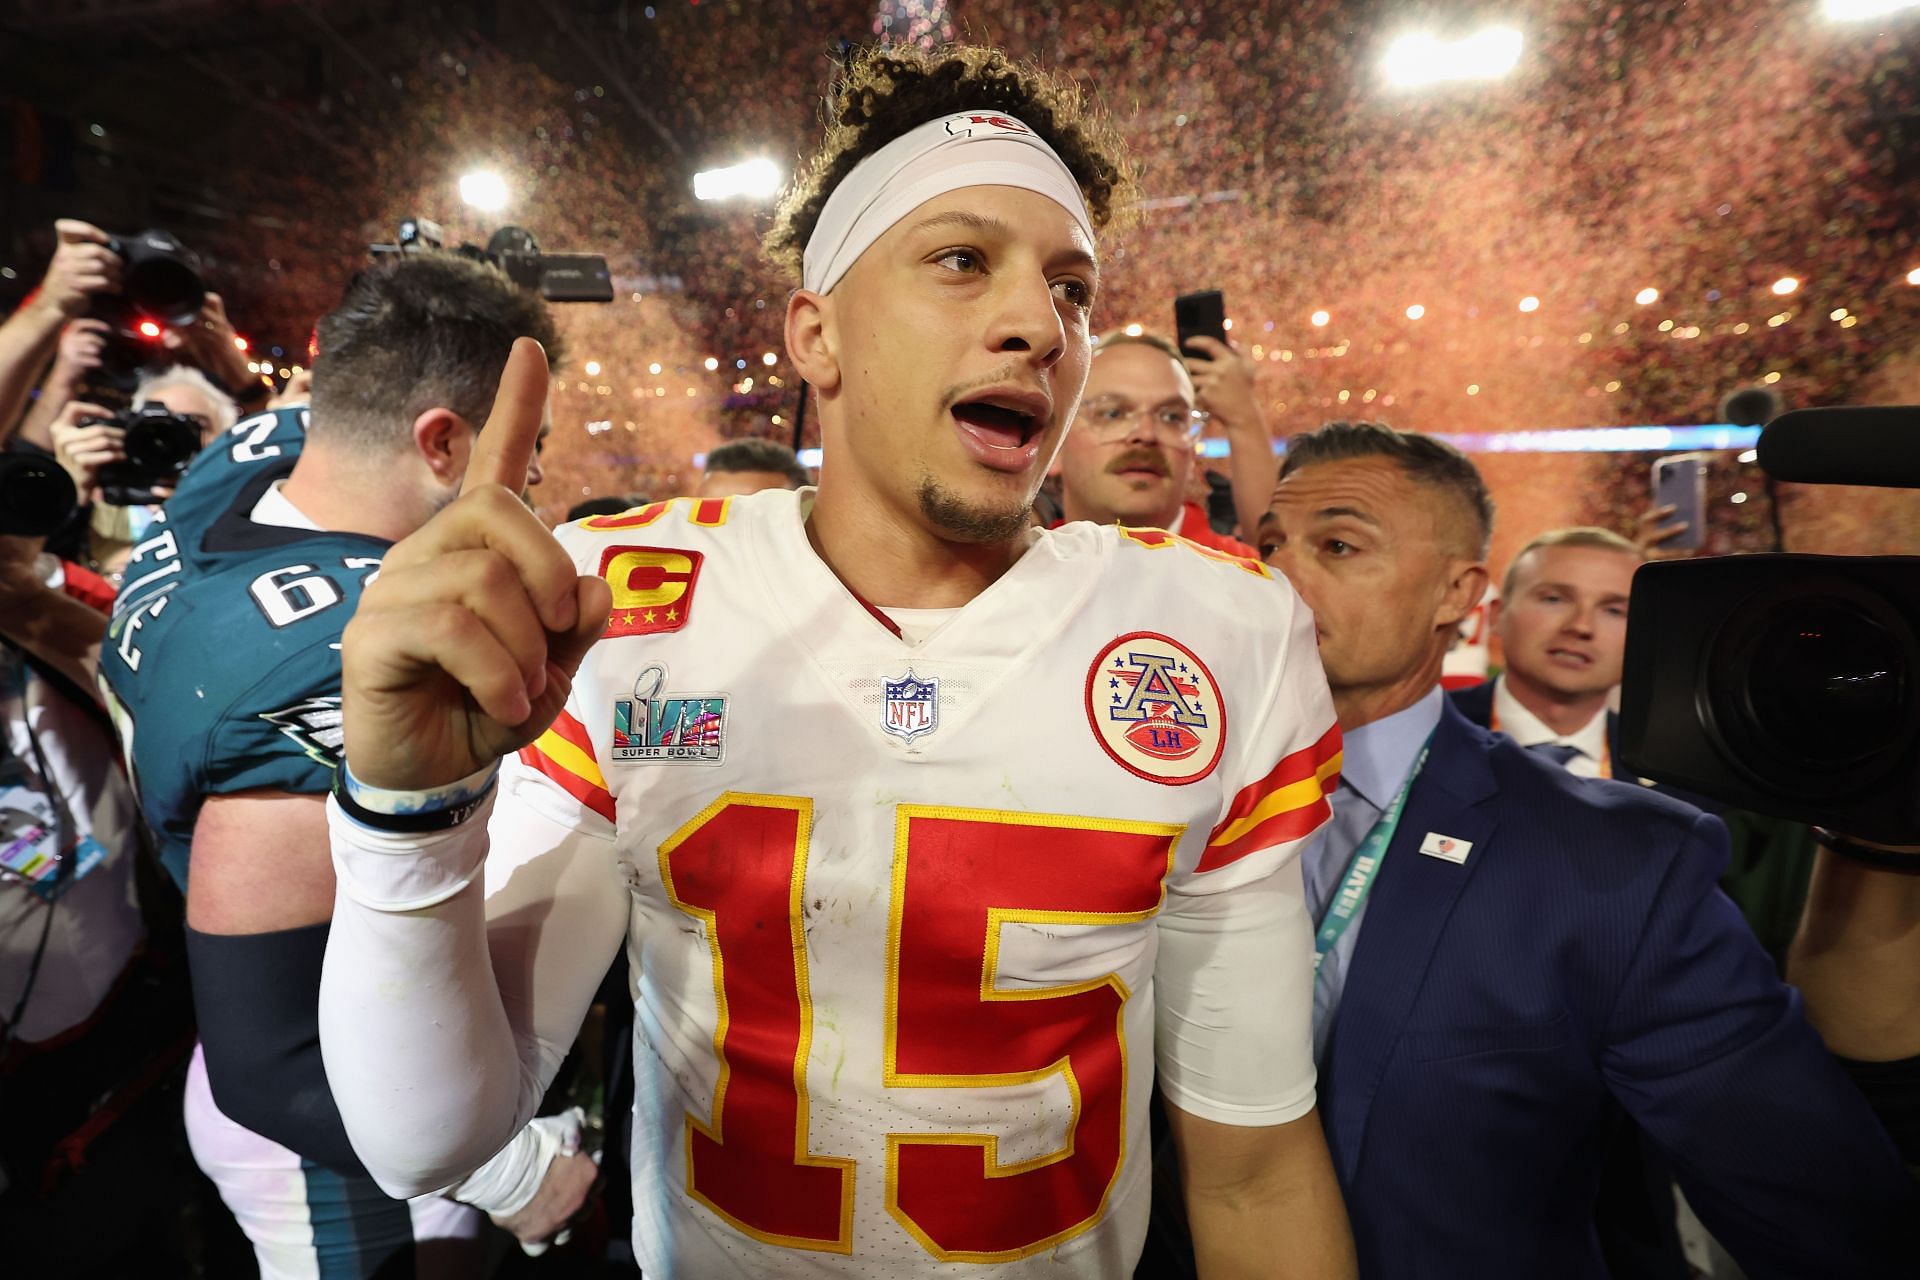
[[1313, 732, 1434, 975]]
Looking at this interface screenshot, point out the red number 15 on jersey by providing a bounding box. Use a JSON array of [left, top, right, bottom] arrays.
[[659, 793, 1180, 1262]]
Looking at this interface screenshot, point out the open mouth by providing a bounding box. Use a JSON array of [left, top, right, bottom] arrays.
[[952, 399, 1042, 449], [950, 390, 1050, 473]]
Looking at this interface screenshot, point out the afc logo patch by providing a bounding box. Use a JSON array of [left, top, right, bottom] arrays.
[[1085, 632, 1225, 785], [598, 545, 702, 637]]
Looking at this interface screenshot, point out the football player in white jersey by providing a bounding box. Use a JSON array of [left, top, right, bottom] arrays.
[[318, 44, 1356, 1278]]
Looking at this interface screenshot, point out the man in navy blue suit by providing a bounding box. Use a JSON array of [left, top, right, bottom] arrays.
[[1253, 421, 1915, 1279], [1449, 526, 1640, 780]]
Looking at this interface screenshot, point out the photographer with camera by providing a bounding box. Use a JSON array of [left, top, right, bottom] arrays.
[[4, 219, 272, 561], [0, 222, 119, 446], [47, 366, 238, 581]]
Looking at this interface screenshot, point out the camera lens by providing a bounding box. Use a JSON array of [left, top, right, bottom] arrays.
[[116, 230, 205, 326], [1748, 603, 1907, 761], [0, 454, 79, 537], [1705, 585, 1917, 797], [125, 258, 202, 325]]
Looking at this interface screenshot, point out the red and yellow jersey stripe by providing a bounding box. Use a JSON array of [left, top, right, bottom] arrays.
[[581, 496, 732, 532], [519, 708, 616, 823], [1198, 723, 1343, 873]]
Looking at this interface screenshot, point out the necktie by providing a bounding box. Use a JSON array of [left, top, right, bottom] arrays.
[[1530, 741, 1584, 768]]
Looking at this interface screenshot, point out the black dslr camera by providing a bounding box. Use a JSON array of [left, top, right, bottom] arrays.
[[87, 229, 208, 401], [90, 403, 206, 507], [1619, 407, 1920, 845], [369, 218, 613, 303]]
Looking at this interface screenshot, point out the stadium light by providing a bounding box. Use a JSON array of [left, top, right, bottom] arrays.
[[1382, 26, 1523, 90], [1822, 0, 1920, 20], [693, 158, 782, 202], [459, 170, 509, 213]]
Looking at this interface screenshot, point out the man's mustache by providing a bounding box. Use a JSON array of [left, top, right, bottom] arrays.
[[1106, 446, 1170, 477]]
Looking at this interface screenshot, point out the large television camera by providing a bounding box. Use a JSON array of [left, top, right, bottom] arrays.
[[369, 218, 613, 303], [1619, 406, 1920, 846]]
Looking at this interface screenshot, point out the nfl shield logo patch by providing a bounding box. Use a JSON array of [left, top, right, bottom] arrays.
[[882, 670, 939, 743]]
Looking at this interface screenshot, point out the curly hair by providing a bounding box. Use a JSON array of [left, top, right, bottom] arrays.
[[764, 43, 1138, 281]]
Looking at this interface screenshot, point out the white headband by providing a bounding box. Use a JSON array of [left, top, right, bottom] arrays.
[[801, 109, 1094, 295]]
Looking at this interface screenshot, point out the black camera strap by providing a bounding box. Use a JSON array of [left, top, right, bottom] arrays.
[[1814, 829, 1920, 874]]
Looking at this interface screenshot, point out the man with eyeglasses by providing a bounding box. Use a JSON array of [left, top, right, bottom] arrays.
[[1053, 330, 1263, 558]]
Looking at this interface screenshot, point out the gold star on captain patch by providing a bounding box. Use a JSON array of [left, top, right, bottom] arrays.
[[665, 607, 679, 622], [621, 612, 636, 627], [643, 609, 658, 624]]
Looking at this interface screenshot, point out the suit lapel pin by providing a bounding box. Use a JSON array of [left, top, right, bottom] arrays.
[[1419, 831, 1473, 864]]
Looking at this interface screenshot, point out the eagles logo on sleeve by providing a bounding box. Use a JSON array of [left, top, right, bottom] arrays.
[[259, 697, 345, 767]]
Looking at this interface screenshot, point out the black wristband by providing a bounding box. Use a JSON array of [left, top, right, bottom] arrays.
[[330, 767, 494, 834], [1814, 829, 1920, 874]]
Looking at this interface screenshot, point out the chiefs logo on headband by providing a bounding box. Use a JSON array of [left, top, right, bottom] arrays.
[[943, 113, 1032, 138]]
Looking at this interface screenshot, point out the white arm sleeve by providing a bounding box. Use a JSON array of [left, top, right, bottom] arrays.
[[444, 1107, 583, 1217], [319, 764, 627, 1200], [1154, 861, 1318, 1126]]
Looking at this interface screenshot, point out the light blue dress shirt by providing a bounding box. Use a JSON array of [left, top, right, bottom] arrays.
[[1302, 685, 1444, 1062]]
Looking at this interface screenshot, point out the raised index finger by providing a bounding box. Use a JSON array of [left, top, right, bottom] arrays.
[[463, 337, 550, 497]]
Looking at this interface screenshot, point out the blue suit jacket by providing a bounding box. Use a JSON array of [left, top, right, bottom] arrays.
[[1319, 701, 1915, 1279], [1446, 678, 1723, 814]]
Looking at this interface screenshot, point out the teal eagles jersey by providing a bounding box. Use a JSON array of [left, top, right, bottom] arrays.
[[97, 407, 389, 889]]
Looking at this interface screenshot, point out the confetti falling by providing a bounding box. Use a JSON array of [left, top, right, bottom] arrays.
[[165, 0, 1919, 548]]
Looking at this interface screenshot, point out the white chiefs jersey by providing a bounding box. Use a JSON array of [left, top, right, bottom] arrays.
[[508, 488, 1341, 1277]]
